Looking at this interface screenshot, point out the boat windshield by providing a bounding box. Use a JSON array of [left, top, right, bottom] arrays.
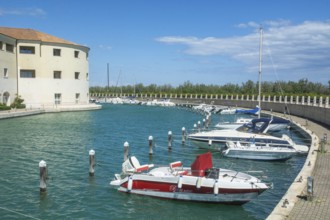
[[236, 121, 267, 133]]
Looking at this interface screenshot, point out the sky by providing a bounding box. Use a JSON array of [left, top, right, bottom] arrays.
[[1, 0, 329, 87]]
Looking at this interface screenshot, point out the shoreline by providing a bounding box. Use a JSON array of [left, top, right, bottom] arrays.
[[0, 104, 102, 119]]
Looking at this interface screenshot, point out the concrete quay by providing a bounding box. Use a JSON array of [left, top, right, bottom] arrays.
[[267, 114, 329, 220], [0, 104, 102, 119], [0, 109, 44, 119]]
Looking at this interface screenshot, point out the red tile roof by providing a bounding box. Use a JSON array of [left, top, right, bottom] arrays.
[[0, 27, 77, 45]]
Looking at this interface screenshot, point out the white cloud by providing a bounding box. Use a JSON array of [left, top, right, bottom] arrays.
[[0, 7, 46, 16], [98, 44, 112, 50], [156, 21, 330, 80]]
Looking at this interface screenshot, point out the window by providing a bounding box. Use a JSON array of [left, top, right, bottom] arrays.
[[53, 71, 61, 79], [53, 48, 61, 56], [20, 70, 36, 78], [74, 50, 79, 58], [75, 72, 80, 79], [86, 73, 89, 80], [6, 44, 14, 52], [55, 93, 61, 105], [4, 68, 8, 78], [20, 46, 35, 54], [0, 41, 3, 50], [75, 93, 80, 104]]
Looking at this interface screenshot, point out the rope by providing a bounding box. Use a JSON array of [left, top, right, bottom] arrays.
[[0, 206, 41, 220]]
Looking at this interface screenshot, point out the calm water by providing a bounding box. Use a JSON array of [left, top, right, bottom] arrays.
[[0, 104, 310, 220]]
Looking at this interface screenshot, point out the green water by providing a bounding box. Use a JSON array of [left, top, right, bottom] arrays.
[[0, 104, 309, 219]]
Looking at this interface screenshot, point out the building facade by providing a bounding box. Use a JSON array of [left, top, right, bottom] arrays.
[[0, 27, 90, 109]]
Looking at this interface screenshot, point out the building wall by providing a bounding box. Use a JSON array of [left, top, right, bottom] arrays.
[[15, 40, 89, 108], [0, 35, 17, 105]]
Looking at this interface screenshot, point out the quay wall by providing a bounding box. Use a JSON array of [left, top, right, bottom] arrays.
[[176, 98, 330, 127], [91, 93, 329, 127]]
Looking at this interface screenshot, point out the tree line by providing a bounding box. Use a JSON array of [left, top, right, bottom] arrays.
[[90, 79, 330, 96]]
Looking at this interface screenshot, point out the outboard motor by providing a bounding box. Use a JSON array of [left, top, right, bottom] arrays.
[[122, 156, 141, 174]]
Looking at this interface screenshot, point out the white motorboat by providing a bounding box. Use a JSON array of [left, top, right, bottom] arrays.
[[223, 141, 297, 161], [215, 117, 290, 132], [110, 152, 270, 204], [219, 107, 237, 115], [188, 118, 309, 153], [146, 99, 176, 106], [215, 118, 253, 130]]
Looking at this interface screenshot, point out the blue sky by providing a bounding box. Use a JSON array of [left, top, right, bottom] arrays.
[[1, 0, 329, 87]]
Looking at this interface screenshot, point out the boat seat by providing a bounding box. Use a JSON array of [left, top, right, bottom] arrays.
[[176, 170, 189, 176], [169, 161, 190, 176], [122, 156, 154, 173], [169, 161, 182, 170], [136, 164, 154, 172]]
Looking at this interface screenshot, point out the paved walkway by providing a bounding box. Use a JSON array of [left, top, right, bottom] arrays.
[[286, 116, 330, 220]]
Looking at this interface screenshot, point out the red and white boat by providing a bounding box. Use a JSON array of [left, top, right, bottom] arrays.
[[110, 152, 271, 204]]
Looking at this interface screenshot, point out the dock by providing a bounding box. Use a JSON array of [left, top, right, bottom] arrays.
[[279, 115, 329, 220]]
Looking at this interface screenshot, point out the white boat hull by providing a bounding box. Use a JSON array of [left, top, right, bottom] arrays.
[[118, 187, 261, 204], [223, 148, 295, 161]]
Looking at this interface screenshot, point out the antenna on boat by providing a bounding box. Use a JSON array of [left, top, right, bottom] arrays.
[[258, 26, 263, 119]]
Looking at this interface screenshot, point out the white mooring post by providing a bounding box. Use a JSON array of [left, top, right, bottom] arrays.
[[89, 149, 95, 176], [148, 136, 153, 155], [182, 127, 186, 145], [168, 131, 173, 150], [39, 160, 47, 193], [197, 121, 201, 132], [206, 115, 211, 129], [124, 141, 129, 162]]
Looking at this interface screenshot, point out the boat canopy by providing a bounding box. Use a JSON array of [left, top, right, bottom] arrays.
[[236, 118, 271, 133], [235, 106, 260, 115], [190, 152, 213, 177], [236, 117, 290, 134]]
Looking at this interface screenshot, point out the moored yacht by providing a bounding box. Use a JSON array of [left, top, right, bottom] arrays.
[[223, 141, 298, 161], [110, 152, 271, 204], [188, 118, 308, 153], [215, 117, 290, 132]]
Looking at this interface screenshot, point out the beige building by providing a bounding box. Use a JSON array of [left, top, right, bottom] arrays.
[[0, 27, 91, 109]]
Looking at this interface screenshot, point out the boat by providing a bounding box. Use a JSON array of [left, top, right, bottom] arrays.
[[188, 118, 309, 153], [110, 152, 270, 204], [146, 99, 176, 107], [215, 118, 253, 130], [215, 116, 290, 132], [219, 107, 237, 115], [223, 141, 297, 161], [235, 106, 260, 115]]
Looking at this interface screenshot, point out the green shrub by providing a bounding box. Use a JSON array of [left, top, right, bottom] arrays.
[[0, 103, 11, 111], [10, 96, 26, 109]]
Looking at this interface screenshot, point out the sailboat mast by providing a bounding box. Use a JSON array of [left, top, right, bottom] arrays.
[[258, 27, 263, 118], [107, 63, 110, 89]]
